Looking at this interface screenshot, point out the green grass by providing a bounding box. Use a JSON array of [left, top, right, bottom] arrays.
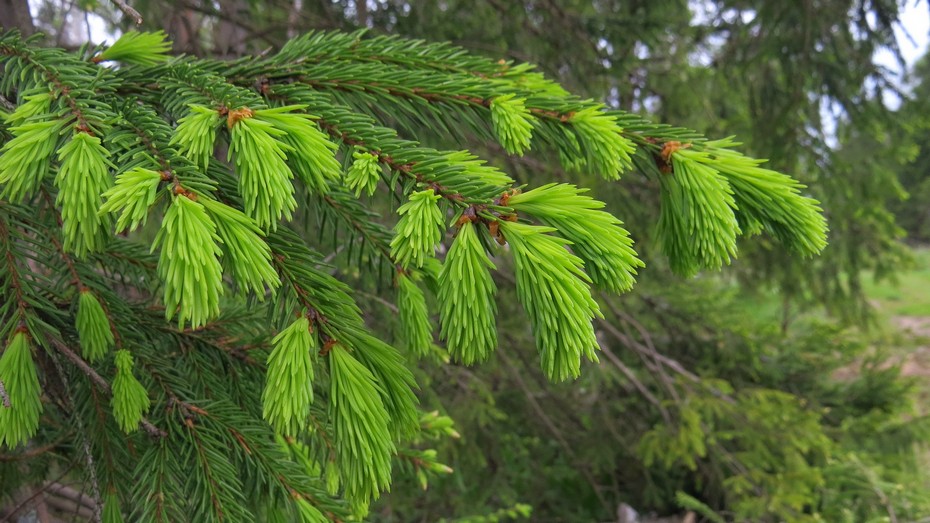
[[863, 247, 930, 317]]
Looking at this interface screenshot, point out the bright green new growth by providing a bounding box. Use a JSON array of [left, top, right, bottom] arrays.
[[102, 491, 124, 523], [0, 332, 42, 447], [99, 167, 162, 233], [0, 118, 60, 202], [152, 194, 224, 328], [0, 29, 837, 522], [397, 272, 433, 358], [200, 197, 280, 297], [499, 220, 602, 381], [658, 152, 741, 277], [228, 114, 298, 230], [508, 183, 644, 293], [96, 31, 171, 65], [697, 139, 828, 255], [54, 132, 113, 257], [438, 221, 498, 364], [110, 349, 151, 434], [444, 150, 515, 187], [342, 330, 420, 439], [5, 91, 51, 125], [295, 498, 328, 523], [76, 290, 115, 362], [569, 105, 635, 179], [391, 189, 445, 269], [254, 105, 341, 194], [490, 94, 535, 155], [170, 105, 220, 170], [262, 316, 315, 436], [329, 344, 394, 515], [346, 150, 382, 197]]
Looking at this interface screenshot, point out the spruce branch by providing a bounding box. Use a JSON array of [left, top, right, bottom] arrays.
[[0, 30, 835, 521], [321, 192, 396, 267], [49, 338, 166, 438], [0, 39, 102, 132], [45, 345, 104, 523], [0, 217, 29, 321]]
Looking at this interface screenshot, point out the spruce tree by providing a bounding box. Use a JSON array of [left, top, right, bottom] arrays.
[[0, 29, 827, 520]]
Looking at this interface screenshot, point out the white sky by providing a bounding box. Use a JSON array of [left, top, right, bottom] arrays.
[[895, 1, 930, 67]]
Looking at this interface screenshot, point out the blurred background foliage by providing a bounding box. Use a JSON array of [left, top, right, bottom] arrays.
[[6, 0, 930, 521]]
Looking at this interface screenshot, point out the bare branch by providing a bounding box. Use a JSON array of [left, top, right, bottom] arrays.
[[50, 338, 167, 438], [109, 0, 143, 25]]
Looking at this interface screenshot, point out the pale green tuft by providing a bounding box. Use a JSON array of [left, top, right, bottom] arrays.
[[0, 331, 42, 448], [97, 31, 171, 65], [76, 290, 115, 363], [55, 132, 114, 257], [693, 140, 828, 256], [261, 316, 315, 436], [102, 491, 125, 523], [0, 119, 62, 202], [325, 459, 340, 495], [340, 329, 420, 439], [508, 183, 644, 293], [568, 105, 635, 179], [99, 167, 162, 233], [499, 220, 602, 382], [490, 94, 535, 155], [444, 150, 515, 187], [5, 91, 52, 126], [170, 105, 220, 170], [329, 344, 394, 516], [229, 115, 298, 230], [111, 350, 151, 434], [658, 152, 741, 277], [254, 106, 342, 194], [295, 498, 328, 523], [438, 221, 497, 364], [152, 194, 224, 328], [396, 272, 433, 358], [200, 197, 280, 297], [346, 150, 382, 197], [391, 189, 445, 269]]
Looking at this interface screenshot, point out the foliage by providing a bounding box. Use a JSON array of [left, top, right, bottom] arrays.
[[0, 26, 831, 521], [3, 1, 926, 518]]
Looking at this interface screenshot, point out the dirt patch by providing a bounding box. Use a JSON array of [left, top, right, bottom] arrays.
[[890, 316, 930, 377]]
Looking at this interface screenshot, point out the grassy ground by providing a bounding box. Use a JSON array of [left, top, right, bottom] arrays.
[[863, 247, 930, 317], [860, 247, 930, 381]]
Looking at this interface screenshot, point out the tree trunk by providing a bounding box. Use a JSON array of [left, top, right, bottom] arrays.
[[0, 0, 35, 35], [213, 0, 249, 59]]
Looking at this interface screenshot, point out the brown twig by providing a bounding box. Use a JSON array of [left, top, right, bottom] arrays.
[[0, 378, 10, 408], [109, 0, 143, 25], [49, 338, 166, 438]]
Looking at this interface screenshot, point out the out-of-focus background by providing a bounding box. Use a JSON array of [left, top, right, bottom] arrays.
[[6, 1, 930, 521]]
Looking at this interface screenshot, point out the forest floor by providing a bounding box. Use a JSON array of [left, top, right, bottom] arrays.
[[863, 247, 930, 380]]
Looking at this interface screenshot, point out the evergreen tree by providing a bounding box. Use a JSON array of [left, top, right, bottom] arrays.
[[0, 28, 831, 521]]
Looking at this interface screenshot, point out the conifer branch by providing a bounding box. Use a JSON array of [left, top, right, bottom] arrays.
[[49, 338, 166, 438], [321, 193, 396, 267], [0, 30, 833, 520], [45, 347, 104, 523], [312, 117, 470, 205], [0, 42, 97, 132], [0, 217, 29, 321]]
